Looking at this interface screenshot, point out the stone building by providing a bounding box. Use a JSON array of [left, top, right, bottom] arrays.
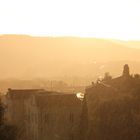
[[5, 89, 46, 139], [5, 89, 82, 140], [82, 64, 140, 140], [5, 65, 131, 140]]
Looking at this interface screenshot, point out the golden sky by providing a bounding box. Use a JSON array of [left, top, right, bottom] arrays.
[[0, 0, 140, 40]]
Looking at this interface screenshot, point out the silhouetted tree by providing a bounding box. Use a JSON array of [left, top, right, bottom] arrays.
[[102, 72, 112, 82], [134, 74, 140, 79], [0, 102, 18, 140]]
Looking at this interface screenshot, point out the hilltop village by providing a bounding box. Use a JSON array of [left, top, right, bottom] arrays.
[[1, 64, 140, 140]]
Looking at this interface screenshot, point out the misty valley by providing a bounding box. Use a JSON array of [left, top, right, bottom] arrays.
[[0, 36, 140, 140]]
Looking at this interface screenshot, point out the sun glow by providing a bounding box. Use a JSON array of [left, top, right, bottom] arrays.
[[0, 0, 140, 40], [76, 93, 84, 101]]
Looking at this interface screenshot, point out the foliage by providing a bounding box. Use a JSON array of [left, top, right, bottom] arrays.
[[0, 102, 18, 140], [102, 72, 112, 82], [88, 94, 140, 140]]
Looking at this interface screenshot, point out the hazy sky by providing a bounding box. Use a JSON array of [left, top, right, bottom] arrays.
[[0, 0, 140, 40]]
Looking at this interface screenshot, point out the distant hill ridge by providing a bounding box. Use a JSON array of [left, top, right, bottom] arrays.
[[0, 35, 140, 79]]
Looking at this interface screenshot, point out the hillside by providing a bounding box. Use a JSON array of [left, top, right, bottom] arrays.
[[0, 35, 140, 80]]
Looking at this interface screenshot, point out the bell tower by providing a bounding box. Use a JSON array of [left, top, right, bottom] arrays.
[[122, 64, 130, 77]]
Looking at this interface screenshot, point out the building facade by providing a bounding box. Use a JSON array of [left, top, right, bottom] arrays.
[[5, 89, 82, 140], [82, 64, 140, 140]]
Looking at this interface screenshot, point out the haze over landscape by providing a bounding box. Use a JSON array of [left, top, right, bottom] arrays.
[[0, 35, 140, 81], [0, 0, 140, 91], [1, 0, 140, 140]]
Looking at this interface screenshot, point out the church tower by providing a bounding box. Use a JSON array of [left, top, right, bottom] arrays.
[[122, 64, 130, 77]]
